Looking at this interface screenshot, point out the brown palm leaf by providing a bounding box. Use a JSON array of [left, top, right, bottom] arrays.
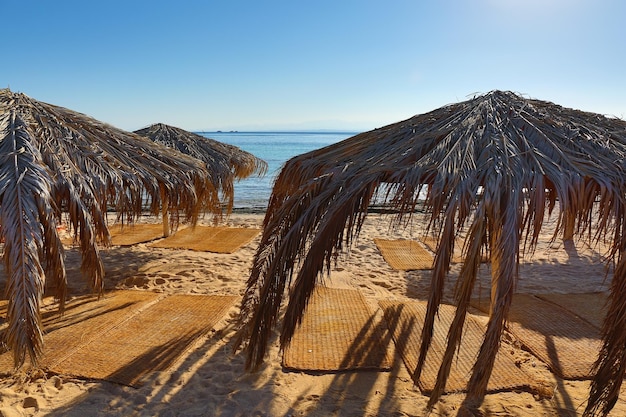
[[234, 90, 626, 416], [0, 111, 65, 366], [134, 123, 267, 212], [0, 89, 219, 367]]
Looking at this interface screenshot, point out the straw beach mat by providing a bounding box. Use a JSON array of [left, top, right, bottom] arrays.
[[472, 294, 602, 379], [0, 291, 237, 387], [379, 299, 535, 394], [535, 292, 607, 330], [108, 223, 165, 246], [61, 223, 165, 247], [282, 287, 394, 372], [149, 226, 261, 253], [373, 239, 434, 270], [419, 236, 489, 264], [419, 236, 464, 264]]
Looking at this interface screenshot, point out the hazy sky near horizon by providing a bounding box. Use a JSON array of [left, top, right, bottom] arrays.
[[3, 0, 624, 132]]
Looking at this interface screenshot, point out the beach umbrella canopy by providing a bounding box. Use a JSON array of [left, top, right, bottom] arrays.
[[0, 89, 220, 368], [234, 90, 626, 416], [134, 123, 267, 213]]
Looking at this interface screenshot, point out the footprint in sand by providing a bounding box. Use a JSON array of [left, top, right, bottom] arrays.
[[372, 280, 393, 289], [217, 274, 233, 282], [124, 276, 150, 287]]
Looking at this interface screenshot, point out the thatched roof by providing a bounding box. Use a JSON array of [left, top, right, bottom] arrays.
[[134, 123, 267, 212], [234, 90, 626, 416], [0, 89, 220, 367]]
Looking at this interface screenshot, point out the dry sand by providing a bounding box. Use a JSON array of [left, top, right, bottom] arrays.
[[0, 212, 625, 416]]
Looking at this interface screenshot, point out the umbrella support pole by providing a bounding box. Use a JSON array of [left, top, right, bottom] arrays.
[[161, 190, 170, 237], [563, 211, 575, 242]]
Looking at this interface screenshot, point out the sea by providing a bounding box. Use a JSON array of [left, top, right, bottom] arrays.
[[198, 131, 358, 212]]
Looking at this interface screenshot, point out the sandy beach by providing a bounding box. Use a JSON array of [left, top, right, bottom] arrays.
[[0, 211, 624, 417]]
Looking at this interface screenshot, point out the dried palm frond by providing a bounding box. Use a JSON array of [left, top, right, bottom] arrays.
[[0, 111, 65, 366], [135, 123, 267, 212], [234, 90, 626, 416], [0, 89, 219, 367]]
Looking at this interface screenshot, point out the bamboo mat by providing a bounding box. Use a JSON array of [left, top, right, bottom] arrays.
[[62, 224, 165, 247], [149, 226, 260, 253], [0, 291, 159, 370], [373, 239, 434, 270], [379, 299, 535, 394], [472, 294, 602, 379], [535, 292, 607, 330], [419, 236, 489, 264], [282, 287, 395, 372], [0, 291, 237, 387], [419, 236, 464, 264], [108, 224, 165, 246]]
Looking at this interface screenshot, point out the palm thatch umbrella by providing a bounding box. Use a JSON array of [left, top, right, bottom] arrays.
[[0, 89, 221, 368], [234, 90, 626, 416], [134, 123, 267, 235]]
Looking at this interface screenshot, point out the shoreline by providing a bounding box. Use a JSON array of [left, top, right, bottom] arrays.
[[226, 204, 429, 215]]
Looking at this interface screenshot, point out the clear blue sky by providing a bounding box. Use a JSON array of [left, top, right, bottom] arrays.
[[3, 0, 624, 132]]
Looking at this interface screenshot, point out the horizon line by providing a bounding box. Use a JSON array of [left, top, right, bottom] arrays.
[[193, 128, 363, 134]]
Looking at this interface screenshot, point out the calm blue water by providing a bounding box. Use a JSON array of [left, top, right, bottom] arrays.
[[199, 131, 357, 211]]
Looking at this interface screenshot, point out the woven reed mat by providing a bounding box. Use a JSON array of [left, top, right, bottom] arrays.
[[149, 226, 260, 253], [379, 299, 534, 394], [535, 292, 607, 330], [109, 223, 166, 246], [282, 287, 394, 372], [108, 223, 165, 246], [419, 236, 489, 264], [373, 239, 434, 270], [0, 291, 237, 387], [0, 291, 159, 371], [63, 224, 165, 246], [419, 236, 464, 264], [471, 294, 602, 379]]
